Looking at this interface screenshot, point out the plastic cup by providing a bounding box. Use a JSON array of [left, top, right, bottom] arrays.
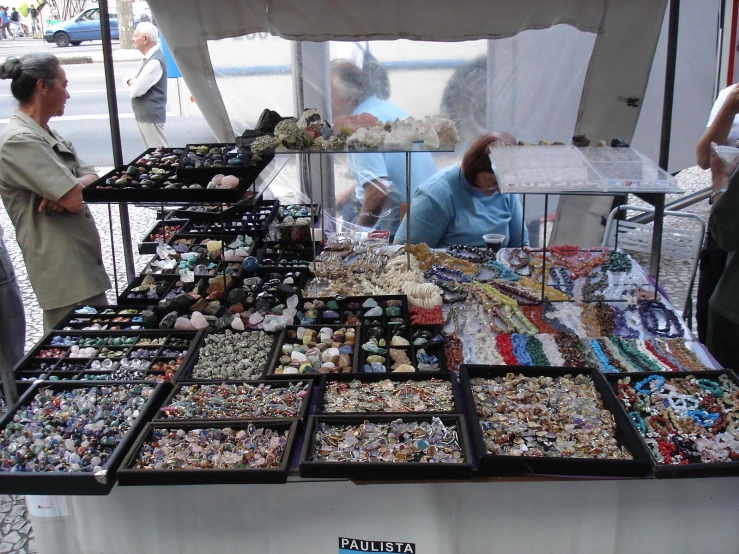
[[483, 233, 505, 253]]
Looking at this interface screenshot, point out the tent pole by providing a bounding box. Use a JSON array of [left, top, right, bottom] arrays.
[[652, 0, 680, 280], [99, 0, 136, 283]]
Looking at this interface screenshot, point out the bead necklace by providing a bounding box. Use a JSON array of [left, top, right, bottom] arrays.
[[553, 331, 590, 367], [444, 334, 464, 372], [490, 280, 542, 304], [593, 338, 629, 372], [522, 305, 560, 334], [427, 263, 474, 283], [612, 338, 663, 373], [525, 335, 550, 366], [643, 340, 680, 371], [613, 305, 640, 338], [536, 333, 566, 366], [582, 272, 609, 300], [505, 248, 530, 271], [634, 340, 674, 372], [447, 245, 490, 264], [541, 303, 578, 335], [549, 266, 574, 296], [600, 338, 636, 372], [549, 246, 610, 279], [518, 276, 571, 302], [511, 333, 534, 366], [504, 304, 538, 335], [588, 338, 620, 373], [485, 260, 520, 281], [495, 334, 518, 365], [664, 339, 713, 371], [634, 300, 685, 339], [603, 250, 632, 273]]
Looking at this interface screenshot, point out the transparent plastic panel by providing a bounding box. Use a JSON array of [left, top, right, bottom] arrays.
[[207, 28, 597, 244]]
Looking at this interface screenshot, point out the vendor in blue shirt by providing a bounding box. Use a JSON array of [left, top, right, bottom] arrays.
[[331, 60, 438, 235], [395, 132, 528, 248]]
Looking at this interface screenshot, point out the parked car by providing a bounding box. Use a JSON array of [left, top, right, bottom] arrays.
[[43, 4, 151, 47]]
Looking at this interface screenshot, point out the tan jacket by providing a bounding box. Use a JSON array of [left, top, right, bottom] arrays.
[[0, 110, 110, 309]]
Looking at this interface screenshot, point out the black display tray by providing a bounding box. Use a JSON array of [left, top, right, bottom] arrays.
[[459, 365, 653, 478], [141, 236, 250, 279], [276, 203, 322, 224], [178, 143, 256, 180], [257, 242, 319, 269], [53, 305, 156, 331], [117, 275, 174, 305], [83, 153, 274, 203], [0, 380, 168, 495], [116, 419, 297, 486], [251, 266, 310, 292], [316, 372, 461, 416], [299, 414, 473, 480], [604, 370, 739, 478], [137, 218, 189, 254], [358, 323, 413, 374], [173, 329, 283, 382], [13, 329, 202, 382], [266, 325, 360, 380], [154, 379, 312, 424]]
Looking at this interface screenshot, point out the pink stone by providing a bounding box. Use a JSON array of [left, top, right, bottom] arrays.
[[174, 317, 194, 330], [231, 317, 245, 331], [190, 311, 208, 329], [211, 174, 224, 185], [249, 312, 264, 324], [221, 175, 239, 189]]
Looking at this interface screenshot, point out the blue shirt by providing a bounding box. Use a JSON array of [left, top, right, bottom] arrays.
[[394, 164, 529, 249], [0, 10, 7, 24], [348, 96, 438, 235]]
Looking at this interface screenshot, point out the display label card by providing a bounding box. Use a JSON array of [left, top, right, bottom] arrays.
[[339, 537, 416, 554]]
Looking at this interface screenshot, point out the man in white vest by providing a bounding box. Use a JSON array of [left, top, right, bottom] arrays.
[[126, 22, 169, 149]]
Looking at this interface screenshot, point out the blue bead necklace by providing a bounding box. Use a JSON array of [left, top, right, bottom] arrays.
[[635, 375, 666, 395], [588, 338, 619, 373], [428, 263, 474, 283], [510, 333, 534, 366]]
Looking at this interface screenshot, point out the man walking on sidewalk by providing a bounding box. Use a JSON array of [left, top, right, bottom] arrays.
[[9, 7, 21, 37], [0, 8, 9, 40], [125, 22, 170, 148], [30, 4, 39, 34]]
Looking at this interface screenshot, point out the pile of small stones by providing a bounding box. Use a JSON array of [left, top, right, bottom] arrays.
[[191, 330, 275, 380]]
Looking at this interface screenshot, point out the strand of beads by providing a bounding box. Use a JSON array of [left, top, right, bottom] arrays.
[[601, 338, 641, 372], [517, 276, 571, 301], [410, 305, 444, 325], [486, 260, 520, 281], [634, 340, 675, 372], [613, 304, 640, 338], [643, 340, 680, 371], [447, 245, 490, 264], [593, 338, 630, 372], [549, 266, 574, 296], [444, 334, 464, 372], [428, 263, 474, 283], [510, 334, 534, 366], [582, 272, 609, 300], [603, 250, 632, 272], [648, 340, 687, 370], [503, 304, 538, 335], [537, 333, 566, 366], [553, 332, 590, 367], [495, 334, 518, 365], [525, 335, 550, 366], [588, 339, 620, 373], [402, 282, 443, 309], [490, 280, 543, 304], [633, 300, 685, 339], [522, 305, 560, 334], [665, 339, 714, 371], [612, 338, 663, 373]]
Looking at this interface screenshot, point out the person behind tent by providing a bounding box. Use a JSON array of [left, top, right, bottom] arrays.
[[331, 58, 437, 237]]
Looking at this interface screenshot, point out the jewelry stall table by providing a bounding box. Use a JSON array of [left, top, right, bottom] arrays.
[[27, 476, 739, 554]]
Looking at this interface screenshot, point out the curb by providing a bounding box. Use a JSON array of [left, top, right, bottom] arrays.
[[59, 56, 93, 65]]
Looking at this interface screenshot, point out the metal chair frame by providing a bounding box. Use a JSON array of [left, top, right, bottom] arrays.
[[601, 204, 706, 327]]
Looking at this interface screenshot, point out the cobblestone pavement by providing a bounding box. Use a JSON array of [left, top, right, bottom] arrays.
[[0, 165, 713, 553]]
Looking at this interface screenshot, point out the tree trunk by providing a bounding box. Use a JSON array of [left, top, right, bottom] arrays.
[[117, 0, 134, 49]]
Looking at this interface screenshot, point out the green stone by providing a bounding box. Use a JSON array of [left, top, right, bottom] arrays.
[[326, 300, 339, 310]]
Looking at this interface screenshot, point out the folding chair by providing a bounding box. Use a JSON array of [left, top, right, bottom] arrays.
[[601, 204, 705, 328]]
